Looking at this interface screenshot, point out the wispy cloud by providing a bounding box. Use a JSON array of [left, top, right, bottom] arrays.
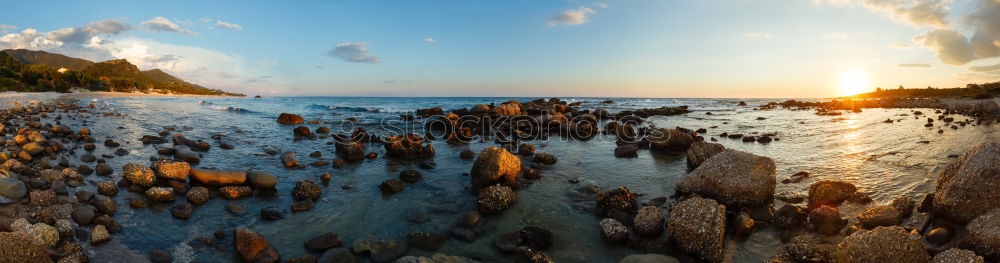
[[970, 63, 1000, 72], [548, 7, 596, 27], [328, 42, 380, 63], [888, 42, 911, 49], [142, 17, 196, 35], [424, 37, 437, 43], [215, 20, 243, 30], [744, 32, 771, 39], [0, 24, 15, 33], [898, 63, 931, 68]]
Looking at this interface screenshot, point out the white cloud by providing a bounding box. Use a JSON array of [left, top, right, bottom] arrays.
[[548, 7, 596, 27], [914, 29, 977, 65], [744, 32, 771, 39], [814, 0, 950, 28], [215, 20, 243, 30], [424, 37, 437, 43], [141, 17, 196, 35], [910, 0, 1000, 65], [328, 42, 380, 63]]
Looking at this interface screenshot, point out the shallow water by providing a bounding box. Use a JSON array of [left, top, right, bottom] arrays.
[[60, 96, 1000, 262]]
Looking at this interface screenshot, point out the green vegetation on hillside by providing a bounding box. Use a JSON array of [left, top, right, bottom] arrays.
[[851, 82, 1000, 100], [0, 49, 244, 96]]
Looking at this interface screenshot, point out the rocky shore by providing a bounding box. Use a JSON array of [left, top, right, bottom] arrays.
[[0, 94, 996, 263]]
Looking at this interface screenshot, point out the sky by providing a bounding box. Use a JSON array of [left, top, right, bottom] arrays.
[[2, 0, 1000, 98]]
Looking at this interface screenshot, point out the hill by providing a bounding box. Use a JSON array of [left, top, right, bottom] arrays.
[[2, 49, 94, 70], [850, 82, 1000, 99]]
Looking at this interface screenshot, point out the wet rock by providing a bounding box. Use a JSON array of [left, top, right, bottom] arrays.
[[294, 126, 311, 137], [98, 181, 118, 196], [966, 208, 1000, 260], [318, 247, 355, 263], [383, 134, 435, 159], [494, 232, 521, 253], [0, 232, 51, 262], [130, 195, 150, 208], [932, 248, 984, 263], [261, 207, 285, 220], [220, 186, 252, 199], [0, 177, 27, 204], [633, 206, 664, 236], [666, 196, 726, 262], [226, 202, 246, 214], [470, 146, 520, 192], [291, 199, 314, 212], [833, 226, 929, 263], [408, 232, 447, 251], [775, 191, 806, 203], [277, 113, 304, 124], [648, 128, 694, 152], [452, 228, 476, 242], [234, 227, 281, 262], [782, 171, 809, 184], [293, 180, 321, 201], [596, 186, 637, 216], [514, 246, 553, 263], [305, 232, 343, 251], [891, 196, 915, 217], [926, 227, 953, 246], [477, 184, 516, 214], [151, 160, 189, 180], [614, 144, 639, 158], [532, 153, 557, 165], [676, 149, 776, 207], [174, 148, 201, 163], [186, 186, 210, 205], [600, 218, 629, 244], [858, 206, 902, 229], [93, 195, 116, 215], [171, 203, 194, 219], [282, 152, 300, 168], [809, 205, 845, 235], [122, 163, 156, 188], [190, 169, 246, 186], [71, 206, 96, 226], [399, 170, 422, 183], [933, 142, 1000, 223], [807, 180, 857, 208], [379, 179, 405, 194], [91, 224, 110, 244], [733, 211, 755, 237], [95, 163, 113, 176], [686, 142, 725, 168], [351, 239, 408, 262], [518, 144, 535, 156], [775, 204, 808, 229], [11, 218, 59, 247], [459, 150, 475, 159], [518, 226, 553, 250], [618, 254, 681, 263], [145, 187, 176, 202], [462, 211, 481, 226]]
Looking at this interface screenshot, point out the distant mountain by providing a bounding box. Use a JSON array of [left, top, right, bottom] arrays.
[[2, 49, 94, 70], [142, 69, 204, 89]]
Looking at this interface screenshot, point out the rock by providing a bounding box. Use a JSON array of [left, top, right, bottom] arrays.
[[145, 187, 176, 202], [379, 179, 405, 194], [171, 203, 194, 219], [122, 163, 156, 188], [130, 195, 150, 208], [282, 152, 300, 168], [807, 180, 857, 208], [220, 186, 253, 199], [95, 163, 113, 176], [186, 186, 210, 205], [72, 206, 96, 226], [293, 180, 321, 201], [857, 205, 902, 229], [519, 226, 553, 250], [227, 202, 246, 214], [676, 149, 776, 207], [618, 254, 681, 263], [522, 168, 541, 180], [890, 196, 915, 217], [98, 181, 118, 196], [532, 153, 557, 165], [0, 232, 51, 263], [0, 177, 27, 204], [470, 147, 520, 192], [305, 232, 343, 251], [477, 184, 516, 214], [277, 113, 304, 124], [518, 144, 535, 156], [633, 206, 664, 236], [452, 228, 476, 242], [492, 103, 521, 116], [686, 142, 725, 168], [596, 186, 637, 216], [351, 239, 408, 262], [833, 226, 929, 263], [494, 232, 521, 253], [614, 144, 639, 158], [647, 128, 694, 152], [514, 246, 553, 263], [966, 208, 1000, 260], [459, 150, 475, 159], [383, 134, 435, 159], [933, 143, 1000, 223], [174, 148, 201, 163], [261, 207, 285, 220], [318, 247, 355, 263], [733, 212, 755, 237], [234, 227, 281, 263], [666, 196, 726, 263], [399, 170, 422, 183], [11, 218, 59, 247], [190, 169, 246, 186], [92, 195, 116, 215], [22, 142, 44, 155], [151, 160, 189, 180], [600, 218, 629, 244], [926, 227, 953, 246], [775, 191, 806, 203], [408, 232, 447, 251], [775, 204, 808, 229], [332, 159, 346, 168], [809, 205, 845, 235], [932, 248, 984, 263], [782, 171, 810, 184], [291, 199, 314, 212], [294, 126, 311, 137], [471, 104, 491, 113]]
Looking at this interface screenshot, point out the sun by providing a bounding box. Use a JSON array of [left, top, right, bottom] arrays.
[[838, 71, 871, 97]]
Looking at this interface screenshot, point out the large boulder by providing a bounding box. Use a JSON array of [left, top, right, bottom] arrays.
[[666, 196, 726, 263], [807, 180, 857, 208], [122, 163, 156, 187], [647, 128, 694, 152], [383, 134, 435, 159], [933, 142, 1000, 223], [234, 227, 281, 263], [189, 169, 246, 186], [675, 149, 776, 207], [477, 184, 516, 214], [686, 142, 725, 168], [0, 232, 52, 263], [277, 113, 304, 124], [932, 248, 984, 263], [470, 147, 520, 192], [833, 226, 929, 263], [966, 208, 1000, 260]]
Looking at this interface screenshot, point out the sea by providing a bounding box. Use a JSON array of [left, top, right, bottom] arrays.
[[24, 96, 1000, 262]]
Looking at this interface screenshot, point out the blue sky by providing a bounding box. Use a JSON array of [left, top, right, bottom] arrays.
[[2, 0, 1000, 97]]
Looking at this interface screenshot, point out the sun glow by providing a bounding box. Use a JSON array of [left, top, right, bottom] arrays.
[[838, 71, 871, 97]]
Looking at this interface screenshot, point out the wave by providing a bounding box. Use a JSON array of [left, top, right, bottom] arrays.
[[306, 104, 413, 113]]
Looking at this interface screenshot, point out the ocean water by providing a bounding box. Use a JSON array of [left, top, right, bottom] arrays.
[[56, 96, 1000, 262]]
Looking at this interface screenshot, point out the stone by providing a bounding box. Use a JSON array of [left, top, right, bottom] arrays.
[[351, 239, 408, 262], [97, 181, 118, 196], [676, 149, 776, 207], [494, 232, 521, 253], [514, 246, 553, 263], [29, 190, 56, 207], [614, 144, 639, 158], [305, 232, 343, 251], [966, 208, 1000, 260], [174, 148, 201, 163], [459, 150, 475, 159], [809, 205, 845, 235], [666, 196, 726, 263], [399, 170, 422, 183], [11, 218, 59, 247], [470, 146, 520, 192], [933, 143, 1000, 223], [519, 226, 553, 250], [294, 126, 311, 137], [234, 227, 281, 263], [408, 232, 447, 251], [189, 169, 246, 186], [171, 203, 193, 219], [618, 254, 681, 263], [71, 206, 96, 226], [287, 180, 320, 201], [318, 247, 355, 263], [518, 144, 535, 156], [0, 232, 51, 263], [686, 142, 725, 168], [93, 195, 116, 215], [596, 186, 637, 216], [633, 206, 664, 236], [858, 206, 902, 229], [931, 248, 984, 263], [186, 186, 210, 205], [477, 184, 516, 214], [0, 177, 28, 204], [890, 196, 915, 218], [647, 128, 694, 152], [532, 153, 557, 165], [122, 163, 156, 188], [926, 227, 953, 246], [282, 152, 300, 168], [151, 160, 190, 180], [383, 134, 435, 159], [600, 218, 629, 244], [833, 226, 929, 263], [733, 211, 755, 237], [807, 180, 857, 208], [220, 186, 253, 199], [291, 199, 314, 212], [277, 113, 304, 124], [775, 204, 808, 229], [145, 187, 176, 202], [261, 207, 285, 220]]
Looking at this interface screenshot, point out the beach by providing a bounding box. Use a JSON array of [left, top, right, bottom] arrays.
[[0, 93, 999, 263]]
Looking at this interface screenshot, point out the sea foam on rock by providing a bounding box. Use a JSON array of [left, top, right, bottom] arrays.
[[675, 149, 776, 207]]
